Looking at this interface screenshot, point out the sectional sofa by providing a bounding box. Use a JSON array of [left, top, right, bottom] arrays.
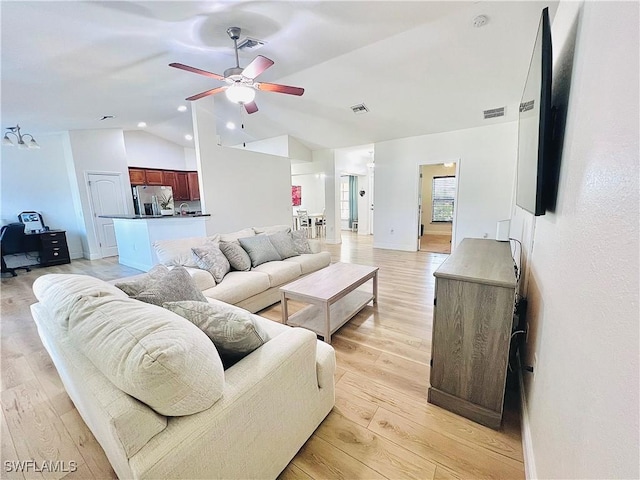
[[151, 225, 332, 312], [30, 272, 336, 479]]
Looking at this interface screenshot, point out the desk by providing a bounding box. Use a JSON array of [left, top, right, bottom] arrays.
[[2, 229, 70, 273], [25, 230, 71, 266], [292, 213, 325, 238]]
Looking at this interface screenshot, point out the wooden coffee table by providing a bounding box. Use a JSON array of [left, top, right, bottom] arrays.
[[280, 262, 378, 344]]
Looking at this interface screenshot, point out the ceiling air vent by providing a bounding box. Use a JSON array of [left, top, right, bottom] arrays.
[[519, 100, 535, 113], [483, 107, 505, 119], [237, 37, 266, 51], [350, 103, 369, 114]]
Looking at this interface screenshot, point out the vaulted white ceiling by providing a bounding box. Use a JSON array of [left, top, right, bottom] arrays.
[[1, 1, 557, 151]]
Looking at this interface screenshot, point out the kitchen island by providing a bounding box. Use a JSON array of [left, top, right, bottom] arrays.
[[102, 214, 212, 271]]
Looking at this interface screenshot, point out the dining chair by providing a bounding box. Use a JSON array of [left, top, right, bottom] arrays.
[[297, 210, 313, 237], [315, 210, 326, 237]]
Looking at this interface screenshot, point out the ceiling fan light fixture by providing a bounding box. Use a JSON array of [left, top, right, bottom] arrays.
[[225, 84, 256, 104]]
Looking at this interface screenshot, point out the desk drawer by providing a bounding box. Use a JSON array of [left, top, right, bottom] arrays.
[[40, 246, 70, 265], [40, 231, 67, 248]]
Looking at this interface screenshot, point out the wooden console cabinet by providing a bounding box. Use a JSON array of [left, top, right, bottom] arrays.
[[428, 238, 516, 429]]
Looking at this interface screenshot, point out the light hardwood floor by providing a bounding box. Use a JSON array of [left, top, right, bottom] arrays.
[[0, 233, 524, 479]]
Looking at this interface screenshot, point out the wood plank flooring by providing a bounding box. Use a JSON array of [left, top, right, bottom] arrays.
[[0, 233, 524, 479]]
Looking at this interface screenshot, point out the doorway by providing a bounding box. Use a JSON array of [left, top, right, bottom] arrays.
[[418, 163, 457, 254], [87, 172, 127, 258]]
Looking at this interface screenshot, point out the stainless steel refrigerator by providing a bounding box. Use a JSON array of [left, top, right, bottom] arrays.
[[132, 185, 174, 216]]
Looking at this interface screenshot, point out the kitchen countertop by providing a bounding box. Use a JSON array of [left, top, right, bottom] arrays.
[[100, 214, 210, 219]]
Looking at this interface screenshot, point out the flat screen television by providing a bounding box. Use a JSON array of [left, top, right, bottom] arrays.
[[516, 7, 552, 216]]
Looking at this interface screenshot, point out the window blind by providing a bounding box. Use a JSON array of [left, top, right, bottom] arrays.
[[432, 176, 455, 222]]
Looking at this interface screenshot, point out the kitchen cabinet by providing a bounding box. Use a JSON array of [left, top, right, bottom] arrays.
[[145, 169, 164, 185], [187, 172, 200, 201], [428, 238, 516, 429], [174, 172, 190, 201], [129, 168, 146, 186], [162, 170, 176, 190], [129, 168, 200, 202]]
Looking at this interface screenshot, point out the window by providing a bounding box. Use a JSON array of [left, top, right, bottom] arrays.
[[340, 178, 350, 220], [432, 176, 455, 222]]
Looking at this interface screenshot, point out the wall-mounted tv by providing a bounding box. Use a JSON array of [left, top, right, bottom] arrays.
[[516, 7, 553, 216]]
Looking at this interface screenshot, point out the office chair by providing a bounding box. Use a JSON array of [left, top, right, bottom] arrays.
[[1, 223, 31, 277]]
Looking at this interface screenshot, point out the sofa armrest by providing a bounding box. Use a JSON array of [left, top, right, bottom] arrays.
[[129, 327, 335, 479]]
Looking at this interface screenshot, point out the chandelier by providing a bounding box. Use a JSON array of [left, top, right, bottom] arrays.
[[2, 125, 40, 149]]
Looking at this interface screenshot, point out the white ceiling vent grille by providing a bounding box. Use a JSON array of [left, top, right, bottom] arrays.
[[483, 107, 505, 119], [237, 37, 266, 51], [351, 103, 369, 114]]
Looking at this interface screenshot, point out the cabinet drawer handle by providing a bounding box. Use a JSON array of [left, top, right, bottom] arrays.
[[53, 252, 59, 256], [49, 240, 59, 244]]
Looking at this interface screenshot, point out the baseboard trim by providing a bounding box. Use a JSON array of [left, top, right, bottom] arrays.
[[518, 366, 537, 479]]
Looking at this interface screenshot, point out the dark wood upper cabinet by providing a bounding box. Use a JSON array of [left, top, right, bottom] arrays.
[[187, 172, 200, 201], [129, 168, 199, 202], [174, 172, 190, 201], [129, 168, 146, 186], [145, 169, 164, 186]]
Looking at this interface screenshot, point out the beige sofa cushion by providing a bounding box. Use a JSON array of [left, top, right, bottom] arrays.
[[33, 274, 128, 327], [153, 235, 220, 267], [68, 295, 225, 416], [284, 252, 332, 274], [182, 267, 216, 291], [252, 225, 292, 235], [202, 271, 270, 305], [253, 261, 302, 287], [219, 228, 255, 243]]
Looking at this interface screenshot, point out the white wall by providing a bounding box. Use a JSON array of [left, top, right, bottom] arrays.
[[68, 129, 133, 258], [291, 173, 325, 215], [123, 130, 190, 170], [374, 122, 517, 251], [515, 2, 639, 478], [192, 99, 292, 233], [0, 133, 84, 258]]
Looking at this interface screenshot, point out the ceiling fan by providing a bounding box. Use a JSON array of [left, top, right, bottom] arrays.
[[170, 27, 304, 114]]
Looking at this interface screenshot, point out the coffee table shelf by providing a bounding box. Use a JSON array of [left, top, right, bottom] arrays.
[[287, 289, 373, 340], [280, 262, 378, 344]]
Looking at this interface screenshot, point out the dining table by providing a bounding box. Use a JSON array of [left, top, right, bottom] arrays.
[[292, 213, 325, 238]]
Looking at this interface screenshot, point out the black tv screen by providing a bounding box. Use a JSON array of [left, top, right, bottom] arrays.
[[516, 7, 552, 216]]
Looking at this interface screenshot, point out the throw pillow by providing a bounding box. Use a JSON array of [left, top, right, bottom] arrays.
[[238, 235, 282, 268], [133, 266, 207, 306], [219, 241, 252, 271], [290, 230, 313, 254], [164, 299, 271, 368], [268, 231, 299, 259], [114, 264, 170, 296], [192, 244, 231, 283]]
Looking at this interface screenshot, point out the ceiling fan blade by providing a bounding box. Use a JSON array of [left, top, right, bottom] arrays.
[[256, 82, 304, 96], [186, 86, 227, 101], [169, 63, 225, 81], [241, 55, 274, 79], [244, 101, 259, 114]]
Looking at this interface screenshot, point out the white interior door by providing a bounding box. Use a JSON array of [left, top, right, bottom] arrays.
[[88, 173, 126, 258]]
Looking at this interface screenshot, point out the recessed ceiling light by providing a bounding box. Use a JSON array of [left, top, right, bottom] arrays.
[[184, 134, 193, 141], [177, 105, 188, 112], [137, 122, 147, 128], [226, 121, 236, 130]]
